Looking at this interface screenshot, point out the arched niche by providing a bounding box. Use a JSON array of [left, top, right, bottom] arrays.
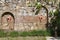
[[35, 5, 48, 27], [1, 12, 15, 30]]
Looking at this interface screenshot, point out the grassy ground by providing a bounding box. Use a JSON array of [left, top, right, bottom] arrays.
[[0, 36, 46, 40], [0, 30, 50, 40], [0, 30, 51, 37]]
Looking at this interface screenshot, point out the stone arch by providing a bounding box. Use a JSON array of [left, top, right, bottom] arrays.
[[1, 12, 15, 20], [1, 12, 15, 30], [35, 6, 48, 16], [35, 5, 48, 27], [41, 6, 48, 27]]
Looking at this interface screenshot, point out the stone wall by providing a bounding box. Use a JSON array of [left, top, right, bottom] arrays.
[[0, 0, 47, 31], [0, 7, 47, 31]]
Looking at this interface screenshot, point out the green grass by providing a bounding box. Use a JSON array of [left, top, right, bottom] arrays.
[[0, 30, 51, 37], [20, 30, 51, 36]]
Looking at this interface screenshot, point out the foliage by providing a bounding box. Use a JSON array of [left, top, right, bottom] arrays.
[[35, 2, 42, 9], [49, 11, 53, 17], [35, 8, 40, 15], [50, 9, 60, 36], [59, 2, 60, 9], [35, 2, 42, 15]]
